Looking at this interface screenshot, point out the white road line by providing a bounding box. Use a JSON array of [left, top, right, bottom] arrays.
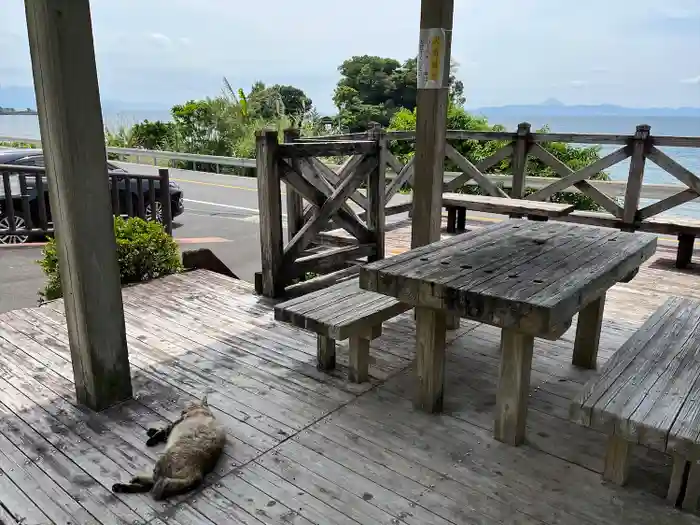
[[184, 198, 259, 213]]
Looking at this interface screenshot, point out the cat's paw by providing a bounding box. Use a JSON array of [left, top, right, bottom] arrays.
[[146, 427, 160, 437]]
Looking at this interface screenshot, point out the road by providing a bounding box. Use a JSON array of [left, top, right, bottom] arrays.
[[0, 163, 273, 312]]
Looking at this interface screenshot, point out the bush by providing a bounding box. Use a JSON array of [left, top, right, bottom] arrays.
[[38, 216, 183, 300]]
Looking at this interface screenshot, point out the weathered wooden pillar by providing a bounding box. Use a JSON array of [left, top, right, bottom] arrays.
[[283, 129, 304, 243], [24, 0, 132, 411], [256, 130, 284, 297], [412, 0, 454, 413], [623, 124, 651, 227], [367, 125, 386, 262]]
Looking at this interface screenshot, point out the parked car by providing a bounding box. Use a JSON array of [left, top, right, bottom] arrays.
[[0, 149, 184, 244]]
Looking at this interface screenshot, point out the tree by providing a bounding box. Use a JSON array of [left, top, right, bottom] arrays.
[[333, 55, 467, 132], [246, 82, 312, 119]]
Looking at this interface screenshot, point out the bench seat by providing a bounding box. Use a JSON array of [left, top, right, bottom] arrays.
[[558, 211, 700, 268], [274, 279, 412, 383], [570, 296, 700, 511], [441, 193, 575, 232]]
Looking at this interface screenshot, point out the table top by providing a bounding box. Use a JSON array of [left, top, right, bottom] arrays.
[[360, 220, 658, 336]]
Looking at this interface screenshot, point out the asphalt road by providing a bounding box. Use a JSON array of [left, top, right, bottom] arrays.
[[0, 162, 411, 313]]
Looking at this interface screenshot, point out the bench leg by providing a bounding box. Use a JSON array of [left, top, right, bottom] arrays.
[[446, 314, 461, 330], [456, 208, 466, 232], [668, 454, 690, 506], [349, 335, 370, 383], [317, 336, 336, 371], [603, 434, 632, 485], [414, 307, 447, 413], [683, 461, 700, 511], [573, 294, 605, 369], [494, 329, 534, 446], [446, 206, 457, 233], [677, 234, 695, 269]]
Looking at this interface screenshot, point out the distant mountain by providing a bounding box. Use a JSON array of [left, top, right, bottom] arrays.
[[472, 101, 700, 118], [0, 85, 170, 113]]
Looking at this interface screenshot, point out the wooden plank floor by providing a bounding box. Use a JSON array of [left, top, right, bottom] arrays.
[[1, 225, 700, 523]]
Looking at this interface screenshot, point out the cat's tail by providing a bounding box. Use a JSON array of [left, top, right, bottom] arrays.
[[112, 475, 154, 494]]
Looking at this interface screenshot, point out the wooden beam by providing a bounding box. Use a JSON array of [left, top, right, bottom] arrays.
[[411, 0, 453, 248], [256, 130, 284, 297], [623, 125, 651, 224], [24, 0, 132, 411], [284, 129, 304, 243], [412, 0, 454, 414]]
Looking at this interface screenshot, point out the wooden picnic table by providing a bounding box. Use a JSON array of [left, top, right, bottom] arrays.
[[359, 220, 658, 446]]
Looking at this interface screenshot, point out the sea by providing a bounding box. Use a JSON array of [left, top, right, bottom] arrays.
[[2, 111, 700, 216]]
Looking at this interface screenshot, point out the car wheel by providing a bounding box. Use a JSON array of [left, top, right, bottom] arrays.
[[0, 215, 29, 244], [144, 201, 164, 223]]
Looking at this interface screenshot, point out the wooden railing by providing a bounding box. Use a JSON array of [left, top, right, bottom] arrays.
[[255, 129, 386, 298], [311, 123, 700, 226], [0, 164, 173, 244]]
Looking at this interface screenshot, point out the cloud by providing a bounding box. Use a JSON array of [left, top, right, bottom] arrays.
[[681, 75, 700, 84], [148, 33, 171, 45], [569, 80, 588, 87]]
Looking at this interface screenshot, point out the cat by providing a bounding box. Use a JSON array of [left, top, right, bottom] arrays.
[[112, 396, 226, 500]]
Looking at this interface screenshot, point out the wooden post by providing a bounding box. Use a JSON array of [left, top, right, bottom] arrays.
[[367, 125, 386, 262], [24, 0, 132, 411], [622, 124, 651, 226], [411, 0, 453, 249], [411, 0, 454, 412], [158, 168, 173, 235], [284, 129, 304, 244], [256, 130, 284, 297], [511, 122, 531, 199]]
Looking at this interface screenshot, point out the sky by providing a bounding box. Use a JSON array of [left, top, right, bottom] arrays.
[[1, 0, 699, 112]]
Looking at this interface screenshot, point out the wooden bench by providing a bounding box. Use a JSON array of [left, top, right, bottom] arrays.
[[441, 193, 575, 233], [570, 296, 700, 511], [274, 279, 412, 383], [558, 211, 700, 269]]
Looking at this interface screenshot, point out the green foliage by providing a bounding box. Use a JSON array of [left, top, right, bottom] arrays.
[[333, 55, 466, 132], [387, 106, 609, 211], [0, 141, 39, 149], [38, 216, 183, 300]]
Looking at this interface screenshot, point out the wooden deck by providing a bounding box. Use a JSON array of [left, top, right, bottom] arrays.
[[2, 223, 700, 523]]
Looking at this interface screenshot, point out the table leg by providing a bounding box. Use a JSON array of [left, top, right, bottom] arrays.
[[494, 329, 534, 446], [683, 461, 700, 511], [667, 454, 689, 506], [573, 294, 606, 369], [414, 307, 447, 413]]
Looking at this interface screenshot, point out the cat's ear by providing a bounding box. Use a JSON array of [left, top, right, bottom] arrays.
[[201, 395, 209, 407]]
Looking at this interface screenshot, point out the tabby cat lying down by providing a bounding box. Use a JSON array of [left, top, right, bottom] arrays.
[[112, 396, 226, 500]]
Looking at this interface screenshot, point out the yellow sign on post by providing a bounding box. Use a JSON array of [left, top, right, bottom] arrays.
[[418, 28, 447, 89]]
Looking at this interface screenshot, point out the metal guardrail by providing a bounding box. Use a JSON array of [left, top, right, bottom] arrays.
[[0, 163, 173, 244]]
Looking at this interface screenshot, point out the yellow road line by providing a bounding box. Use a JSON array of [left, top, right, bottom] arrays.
[[172, 177, 287, 196]]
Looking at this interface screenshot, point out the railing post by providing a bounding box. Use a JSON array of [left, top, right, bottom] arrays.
[[283, 128, 304, 243], [158, 168, 173, 235], [367, 125, 386, 261], [256, 130, 284, 297], [623, 124, 651, 227], [511, 122, 531, 199]]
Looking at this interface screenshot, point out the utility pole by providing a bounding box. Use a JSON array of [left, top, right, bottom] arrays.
[[411, 0, 455, 413], [25, 0, 132, 411]]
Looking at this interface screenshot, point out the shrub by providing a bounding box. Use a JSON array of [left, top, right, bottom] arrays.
[[38, 216, 183, 300]]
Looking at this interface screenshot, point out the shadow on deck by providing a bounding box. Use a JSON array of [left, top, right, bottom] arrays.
[[0, 229, 700, 523]]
